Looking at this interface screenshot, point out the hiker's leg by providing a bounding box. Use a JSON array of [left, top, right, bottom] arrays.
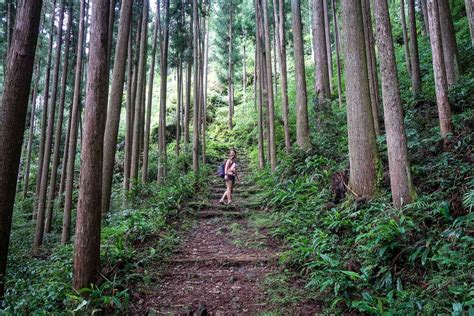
[[220, 189, 226, 203], [225, 180, 232, 202], [220, 180, 228, 202]]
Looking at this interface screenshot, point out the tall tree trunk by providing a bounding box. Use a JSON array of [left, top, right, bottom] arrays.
[[272, 28, 278, 99], [438, 0, 460, 87], [36, 0, 57, 198], [101, 0, 133, 213], [341, 0, 378, 197], [427, 0, 452, 139], [420, 0, 430, 39], [255, 0, 265, 168], [72, 0, 109, 291], [157, 0, 170, 183], [242, 42, 247, 102], [361, 0, 381, 136], [192, 0, 200, 175], [138, 60, 146, 168], [228, 9, 234, 130], [62, 0, 86, 244], [59, 97, 72, 197], [184, 11, 193, 149], [374, 0, 415, 208], [408, 0, 422, 95], [184, 60, 192, 148], [0, 0, 42, 299], [142, 9, 160, 182], [291, 0, 311, 151], [123, 25, 135, 192], [130, 0, 148, 185], [466, 0, 474, 46], [400, 0, 412, 77], [323, 0, 333, 93], [107, 0, 116, 64], [261, 0, 277, 170], [331, 0, 343, 108], [34, 1, 65, 249], [142, 4, 159, 183], [45, 7, 72, 233], [273, 0, 291, 153], [202, 14, 209, 164], [176, 58, 182, 156], [312, 0, 331, 101], [23, 61, 41, 199]]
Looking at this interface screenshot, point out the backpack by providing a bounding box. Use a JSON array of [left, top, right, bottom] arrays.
[[217, 162, 226, 178]]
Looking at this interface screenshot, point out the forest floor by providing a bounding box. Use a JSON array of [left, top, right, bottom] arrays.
[[130, 158, 321, 315]]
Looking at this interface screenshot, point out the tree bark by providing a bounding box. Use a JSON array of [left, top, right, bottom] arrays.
[[361, 0, 381, 136], [142, 5, 158, 183], [0, 0, 42, 299], [427, 0, 452, 139], [184, 60, 192, 148], [341, 0, 378, 197], [45, 6, 73, 233], [192, 0, 200, 175], [408, 0, 422, 95], [101, 0, 133, 213], [243, 42, 247, 102], [373, 0, 415, 208], [466, 0, 474, 46], [184, 11, 193, 149], [59, 98, 72, 197], [291, 0, 311, 150], [176, 58, 183, 156], [255, 0, 265, 169], [261, 0, 277, 169], [62, 0, 86, 244], [157, 0, 170, 183], [228, 8, 234, 130], [23, 61, 41, 199], [34, 1, 65, 249], [323, 0, 333, 93], [36, 0, 57, 197], [72, 0, 109, 291], [400, 0, 412, 78], [107, 0, 116, 64], [420, 0, 430, 39], [123, 24, 135, 192], [331, 0, 343, 108], [201, 13, 209, 164], [273, 0, 291, 153], [437, 0, 460, 87], [130, 0, 148, 185], [311, 0, 331, 101]]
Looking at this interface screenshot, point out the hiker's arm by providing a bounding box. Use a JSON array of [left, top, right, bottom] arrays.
[[224, 160, 230, 174]]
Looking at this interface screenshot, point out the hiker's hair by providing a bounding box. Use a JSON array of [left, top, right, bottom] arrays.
[[230, 149, 237, 156]]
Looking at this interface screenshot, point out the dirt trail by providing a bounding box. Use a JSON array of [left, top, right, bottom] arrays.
[[132, 158, 320, 315]]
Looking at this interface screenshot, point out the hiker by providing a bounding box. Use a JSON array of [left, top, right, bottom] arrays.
[[219, 149, 240, 205]]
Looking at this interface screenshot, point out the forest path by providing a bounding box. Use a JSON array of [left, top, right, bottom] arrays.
[[132, 156, 320, 315]]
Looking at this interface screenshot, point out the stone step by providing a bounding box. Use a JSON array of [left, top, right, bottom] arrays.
[[199, 210, 247, 219], [202, 202, 261, 210], [211, 187, 259, 194], [170, 254, 279, 266], [209, 192, 251, 199]]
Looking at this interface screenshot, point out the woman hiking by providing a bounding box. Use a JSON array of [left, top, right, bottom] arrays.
[[219, 149, 240, 205]]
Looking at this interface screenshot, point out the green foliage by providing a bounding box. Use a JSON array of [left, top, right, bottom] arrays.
[[212, 0, 243, 84], [2, 163, 205, 314], [249, 97, 474, 313]]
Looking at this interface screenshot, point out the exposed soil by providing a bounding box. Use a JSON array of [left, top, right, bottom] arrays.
[[130, 161, 320, 315]]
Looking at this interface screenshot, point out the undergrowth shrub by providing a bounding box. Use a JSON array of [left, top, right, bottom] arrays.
[[251, 96, 473, 313], [2, 164, 208, 314]]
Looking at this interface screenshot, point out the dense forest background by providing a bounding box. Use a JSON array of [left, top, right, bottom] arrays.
[[0, 0, 473, 314]]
